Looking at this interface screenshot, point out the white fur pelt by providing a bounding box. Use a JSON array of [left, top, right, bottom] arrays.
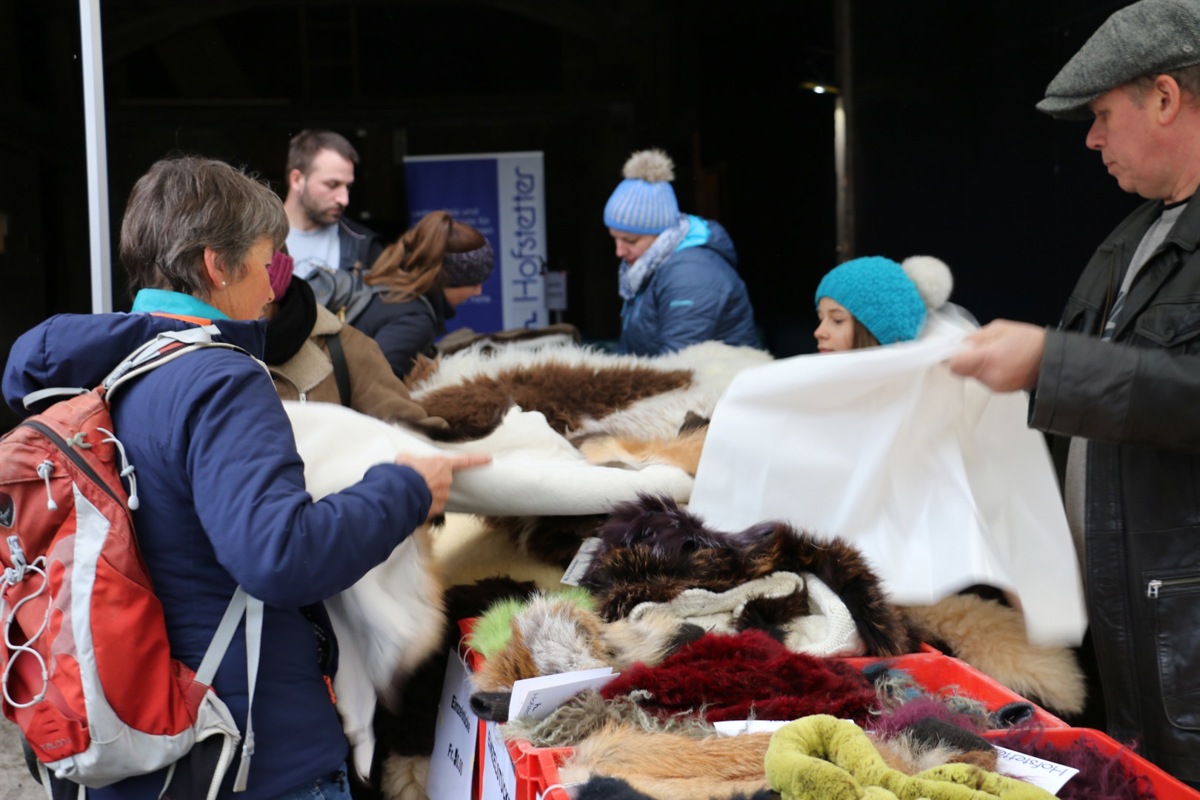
[[409, 340, 774, 440], [286, 400, 694, 516], [290, 406, 447, 781]]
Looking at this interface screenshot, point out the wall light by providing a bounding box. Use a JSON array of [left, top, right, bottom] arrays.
[[799, 81, 840, 95]]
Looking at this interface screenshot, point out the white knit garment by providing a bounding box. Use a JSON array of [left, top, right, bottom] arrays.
[[626, 571, 864, 657]]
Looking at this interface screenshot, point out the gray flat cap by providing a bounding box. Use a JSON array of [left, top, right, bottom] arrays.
[[1038, 0, 1200, 119]]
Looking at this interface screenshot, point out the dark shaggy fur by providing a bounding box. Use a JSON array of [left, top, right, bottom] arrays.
[[600, 629, 879, 725], [354, 577, 539, 800], [580, 495, 916, 657], [481, 513, 609, 570], [415, 364, 693, 439]]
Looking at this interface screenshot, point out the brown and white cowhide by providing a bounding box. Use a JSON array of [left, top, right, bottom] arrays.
[[407, 339, 773, 443]]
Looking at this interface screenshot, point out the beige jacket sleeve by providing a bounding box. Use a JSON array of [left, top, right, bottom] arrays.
[[337, 323, 451, 433]]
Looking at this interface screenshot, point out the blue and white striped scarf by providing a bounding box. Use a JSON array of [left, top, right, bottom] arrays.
[[617, 215, 689, 301]]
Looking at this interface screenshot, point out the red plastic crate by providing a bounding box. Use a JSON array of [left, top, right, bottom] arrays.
[[983, 727, 1200, 800], [496, 650, 1077, 800], [862, 652, 1069, 729], [506, 739, 574, 800], [505, 725, 1200, 800]]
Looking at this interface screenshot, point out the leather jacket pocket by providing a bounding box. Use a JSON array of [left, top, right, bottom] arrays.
[[1145, 567, 1200, 729], [1134, 303, 1200, 350]]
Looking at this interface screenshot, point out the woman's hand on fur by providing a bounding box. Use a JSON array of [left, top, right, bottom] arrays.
[[394, 451, 492, 519]]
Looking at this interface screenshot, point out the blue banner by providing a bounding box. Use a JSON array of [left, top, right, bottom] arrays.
[[403, 152, 547, 335]]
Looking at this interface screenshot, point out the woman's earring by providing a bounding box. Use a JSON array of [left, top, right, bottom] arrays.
[[221, 280, 228, 287]]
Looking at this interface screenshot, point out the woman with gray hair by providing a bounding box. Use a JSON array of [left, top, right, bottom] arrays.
[[2, 156, 488, 800]]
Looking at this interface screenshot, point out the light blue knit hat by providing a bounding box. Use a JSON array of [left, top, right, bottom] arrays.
[[815, 255, 952, 345], [603, 149, 681, 235]]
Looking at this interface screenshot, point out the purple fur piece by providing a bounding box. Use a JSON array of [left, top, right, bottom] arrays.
[[869, 696, 988, 737], [988, 729, 1155, 800]]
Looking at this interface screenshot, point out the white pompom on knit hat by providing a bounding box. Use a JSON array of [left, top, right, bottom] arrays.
[[603, 149, 682, 235]]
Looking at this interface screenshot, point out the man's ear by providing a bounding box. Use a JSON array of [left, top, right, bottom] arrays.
[[287, 168, 305, 194], [1155, 74, 1184, 123], [203, 247, 224, 288]]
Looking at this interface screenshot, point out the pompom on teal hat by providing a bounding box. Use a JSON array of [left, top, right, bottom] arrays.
[[815, 255, 953, 345], [603, 149, 681, 235]]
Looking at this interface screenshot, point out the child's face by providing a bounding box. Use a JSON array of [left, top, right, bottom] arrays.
[[814, 297, 857, 352]]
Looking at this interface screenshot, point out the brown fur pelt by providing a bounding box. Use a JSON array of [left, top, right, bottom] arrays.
[[574, 423, 709, 476], [581, 494, 916, 657], [557, 723, 773, 799], [901, 592, 1087, 717], [411, 361, 692, 440]]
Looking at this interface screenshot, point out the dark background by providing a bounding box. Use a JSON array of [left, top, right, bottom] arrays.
[[1, 0, 1141, 433]]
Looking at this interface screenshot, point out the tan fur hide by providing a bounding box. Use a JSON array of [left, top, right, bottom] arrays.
[[901, 593, 1086, 716], [576, 424, 709, 475], [558, 723, 772, 798]]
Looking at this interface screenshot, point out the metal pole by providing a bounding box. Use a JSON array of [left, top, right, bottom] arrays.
[[835, 0, 855, 262], [80, 0, 112, 312]]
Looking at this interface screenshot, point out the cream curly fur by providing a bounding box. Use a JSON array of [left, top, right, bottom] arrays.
[[623, 149, 675, 183]]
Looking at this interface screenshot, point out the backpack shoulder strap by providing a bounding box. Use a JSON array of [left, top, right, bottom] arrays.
[[324, 333, 352, 408], [103, 326, 259, 403]]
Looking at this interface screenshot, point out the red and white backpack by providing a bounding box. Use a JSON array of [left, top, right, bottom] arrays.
[[0, 326, 263, 799]]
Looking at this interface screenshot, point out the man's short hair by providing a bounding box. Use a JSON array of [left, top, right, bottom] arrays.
[[1131, 64, 1200, 104], [286, 129, 360, 176]]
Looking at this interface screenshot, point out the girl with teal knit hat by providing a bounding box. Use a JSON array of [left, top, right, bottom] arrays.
[[814, 255, 954, 352]]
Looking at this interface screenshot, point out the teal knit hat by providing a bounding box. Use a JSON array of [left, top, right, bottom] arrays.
[[815, 255, 953, 345], [603, 149, 681, 235]]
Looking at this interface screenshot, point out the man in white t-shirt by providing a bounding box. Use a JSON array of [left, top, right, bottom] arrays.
[[282, 129, 384, 320]]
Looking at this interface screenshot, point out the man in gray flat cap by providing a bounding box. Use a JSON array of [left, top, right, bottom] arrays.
[[950, 0, 1200, 785]]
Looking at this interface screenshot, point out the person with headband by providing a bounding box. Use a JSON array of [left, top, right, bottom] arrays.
[[262, 248, 449, 434], [353, 210, 495, 379], [814, 255, 954, 352], [603, 148, 760, 356], [948, 0, 1200, 784]]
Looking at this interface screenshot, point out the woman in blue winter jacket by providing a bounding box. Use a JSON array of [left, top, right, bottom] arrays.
[[604, 148, 760, 356], [2, 156, 489, 800]]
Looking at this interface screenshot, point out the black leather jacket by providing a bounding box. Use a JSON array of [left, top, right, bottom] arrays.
[[1031, 196, 1200, 782]]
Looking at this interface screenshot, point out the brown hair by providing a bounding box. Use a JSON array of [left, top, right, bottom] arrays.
[[119, 156, 288, 301], [365, 210, 487, 302], [850, 319, 880, 350], [285, 129, 360, 176], [1130, 64, 1200, 104]]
